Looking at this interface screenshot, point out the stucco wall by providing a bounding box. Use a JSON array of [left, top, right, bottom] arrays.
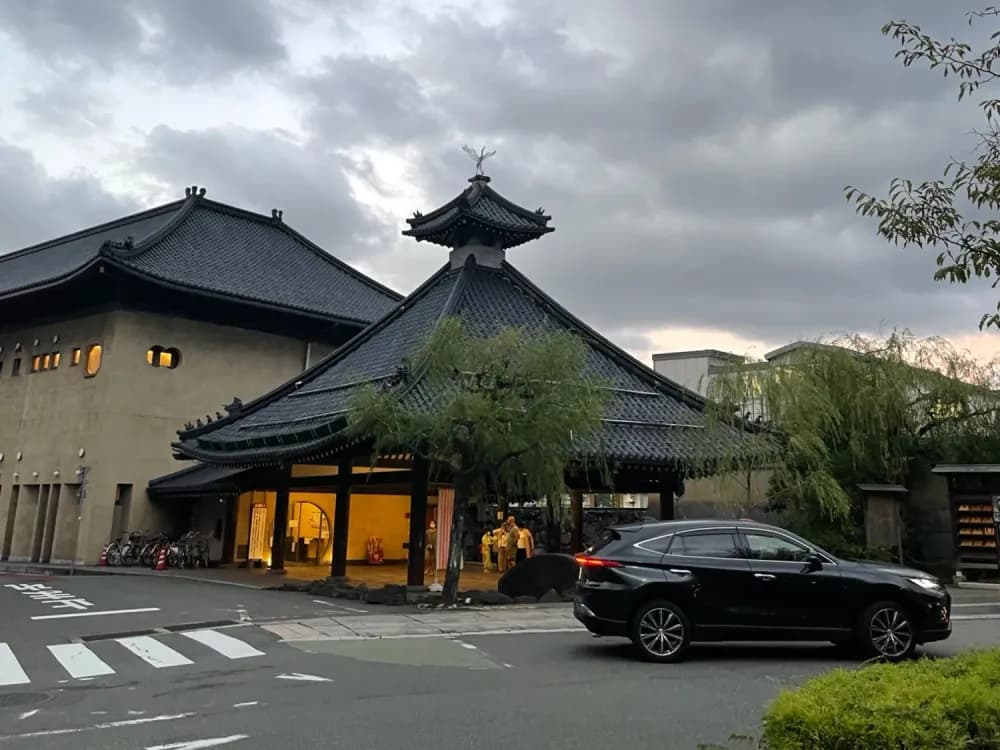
[[0, 308, 316, 563]]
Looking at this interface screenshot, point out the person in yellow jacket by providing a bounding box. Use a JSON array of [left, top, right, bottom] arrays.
[[481, 528, 494, 572], [494, 524, 508, 573]]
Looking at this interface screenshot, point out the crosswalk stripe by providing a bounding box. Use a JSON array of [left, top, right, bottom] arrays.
[[116, 636, 193, 668], [181, 629, 265, 660], [0, 643, 30, 686], [47, 643, 115, 679]]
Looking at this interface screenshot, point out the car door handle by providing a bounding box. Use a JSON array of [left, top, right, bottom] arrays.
[[754, 573, 776, 581], [668, 568, 691, 575]]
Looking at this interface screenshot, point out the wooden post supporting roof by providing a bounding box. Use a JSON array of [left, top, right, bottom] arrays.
[[407, 457, 430, 586], [658, 471, 677, 521], [331, 457, 352, 578], [269, 468, 291, 574]]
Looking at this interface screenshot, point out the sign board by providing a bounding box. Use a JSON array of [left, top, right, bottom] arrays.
[[248, 503, 269, 561]]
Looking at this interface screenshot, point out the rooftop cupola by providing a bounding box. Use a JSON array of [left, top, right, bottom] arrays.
[[402, 148, 554, 269]]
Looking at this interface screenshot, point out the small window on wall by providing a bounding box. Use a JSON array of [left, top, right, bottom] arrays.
[[12, 358, 21, 376], [146, 346, 181, 369], [41, 354, 51, 370], [84, 344, 102, 377], [71, 348, 81, 366], [51, 352, 61, 369], [30, 355, 41, 373]]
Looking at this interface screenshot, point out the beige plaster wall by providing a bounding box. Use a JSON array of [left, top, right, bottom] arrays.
[[0, 308, 316, 563]]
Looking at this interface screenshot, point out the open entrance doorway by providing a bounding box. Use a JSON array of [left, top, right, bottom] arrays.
[[286, 500, 331, 566]]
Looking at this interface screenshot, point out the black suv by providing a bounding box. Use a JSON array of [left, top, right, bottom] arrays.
[[574, 520, 951, 663]]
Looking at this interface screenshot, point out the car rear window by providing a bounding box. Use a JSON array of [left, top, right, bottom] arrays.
[[588, 529, 622, 554]]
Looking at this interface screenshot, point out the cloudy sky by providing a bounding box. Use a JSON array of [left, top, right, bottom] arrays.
[[1, 0, 997, 364]]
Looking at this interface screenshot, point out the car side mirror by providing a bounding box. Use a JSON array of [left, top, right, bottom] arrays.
[[804, 553, 824, 572]]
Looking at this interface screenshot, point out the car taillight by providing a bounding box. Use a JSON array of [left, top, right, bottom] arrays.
[[574, 554, 623, 568]]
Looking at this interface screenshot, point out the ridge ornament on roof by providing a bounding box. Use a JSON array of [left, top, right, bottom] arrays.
[[403, 149, 553, 268]]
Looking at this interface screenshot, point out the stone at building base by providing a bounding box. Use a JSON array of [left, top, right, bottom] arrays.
[[365, 584, 406, 605]]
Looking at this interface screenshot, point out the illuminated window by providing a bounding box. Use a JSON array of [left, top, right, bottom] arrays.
[[84, 344, 102, 377], [30, 355, 41, 373], [51, 352, 61, 369], [146, 346, 181, 369], [41, 354, 51, 370], [71, 348, 81, 366]]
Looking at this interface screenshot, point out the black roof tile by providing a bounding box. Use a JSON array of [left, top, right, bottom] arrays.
[[174, 257, 746, 470], [0, 192, 401, 325]]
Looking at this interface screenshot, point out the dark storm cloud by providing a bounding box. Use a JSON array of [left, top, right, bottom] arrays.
[[133, 125, 388, 268], [302, 0, 993, 343], [0, 140, 135, 253], [0, 0, 286, 82]]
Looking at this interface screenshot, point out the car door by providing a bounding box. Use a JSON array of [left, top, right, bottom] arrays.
[[660, 529, 756, 631], [739, 530, 850, 636]]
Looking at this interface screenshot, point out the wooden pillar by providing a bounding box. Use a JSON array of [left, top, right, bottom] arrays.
[[331, 457, 352, 578], [407, 457, 430, 586], [658, 472, 677, 521], [570, 490, 584, 553], [269, 477, 290, 574], [221, 495, 238, 564]]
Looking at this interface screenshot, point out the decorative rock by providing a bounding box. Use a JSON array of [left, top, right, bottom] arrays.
[[539, 589, 562, 603], [477, 590, 513, 606], [366, 584, 406, 605], [515, 595, 536, 604], [498, 553, 578, 599]]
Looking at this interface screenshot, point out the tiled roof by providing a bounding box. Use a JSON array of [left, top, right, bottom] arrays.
[[0, 190, 401, 325], [174, 256, 747, 470], [403, 176, 553, 249]]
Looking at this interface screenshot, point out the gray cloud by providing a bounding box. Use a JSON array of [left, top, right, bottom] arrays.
[[132, 125, 390, 270], [0, 140, 135, 253], [0, 0, 286, 83], [2, 0, 996, 352]]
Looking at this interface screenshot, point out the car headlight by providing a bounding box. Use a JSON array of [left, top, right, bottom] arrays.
[[908, 577, 943, 591]]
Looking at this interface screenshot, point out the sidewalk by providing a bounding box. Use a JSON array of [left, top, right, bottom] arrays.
[[262, 604, 581, 641]]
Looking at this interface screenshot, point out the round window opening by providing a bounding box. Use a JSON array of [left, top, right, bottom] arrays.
[[146, 346, 181, 369], [286, 501, 332, 565]]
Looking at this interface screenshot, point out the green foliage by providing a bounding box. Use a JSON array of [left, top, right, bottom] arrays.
[[706, 332, 1000, 546], [846, 7, 1000, 330], [348, 317, 607, 502], [763, 649, 1000, 750]]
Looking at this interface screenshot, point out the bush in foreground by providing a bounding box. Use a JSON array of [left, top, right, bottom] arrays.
[[763, 649, 1000, 749]]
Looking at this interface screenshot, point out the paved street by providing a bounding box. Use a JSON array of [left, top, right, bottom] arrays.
[[1, 572, 999, 749]]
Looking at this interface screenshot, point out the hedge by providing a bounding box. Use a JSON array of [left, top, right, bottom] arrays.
[[762, 649, 1000, 749]]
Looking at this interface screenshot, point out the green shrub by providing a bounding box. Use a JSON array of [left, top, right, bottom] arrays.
[[762, 649, 1000, 749]]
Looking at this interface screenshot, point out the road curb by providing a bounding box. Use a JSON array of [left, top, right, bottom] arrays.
[[955, 581, 1000, 591]]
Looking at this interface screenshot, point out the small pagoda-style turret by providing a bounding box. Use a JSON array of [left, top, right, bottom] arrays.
[[402, 171, 553, 269]]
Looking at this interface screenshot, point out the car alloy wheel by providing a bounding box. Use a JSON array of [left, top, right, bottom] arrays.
[[868, 605, 914, 660], [631, 600, 690, 662]]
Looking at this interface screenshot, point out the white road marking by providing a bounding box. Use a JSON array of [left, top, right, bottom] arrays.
[[0, 643, 30, 686], [181, 629, 264, 660], [31, 607, 160, 620], [145, 735, 248, 750], [1, 712, 196, 740], [312, 599, 368, 613], [48, 643, 115, 679], [18, 710, 39, 720], [275, 672, 331, 682], [952, 602, 1000, 608], [117, 636, 193, 668], [232, 701, 258, 708]]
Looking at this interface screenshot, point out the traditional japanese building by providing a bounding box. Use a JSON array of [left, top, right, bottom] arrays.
[[0, 187, 400, 565], [169, 169, 747, 585]]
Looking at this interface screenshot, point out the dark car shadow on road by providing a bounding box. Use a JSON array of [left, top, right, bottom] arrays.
[[568, 640, 862, 664]]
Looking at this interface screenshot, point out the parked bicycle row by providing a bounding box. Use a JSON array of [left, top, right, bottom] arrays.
[[100, 530, 210, 569]]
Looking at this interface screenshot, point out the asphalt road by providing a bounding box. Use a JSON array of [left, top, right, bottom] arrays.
[[1, 572, 999, 750]]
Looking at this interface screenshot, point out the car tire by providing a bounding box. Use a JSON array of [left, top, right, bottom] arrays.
[[630, 599, 691, 663], [858, 600, 917, 662]]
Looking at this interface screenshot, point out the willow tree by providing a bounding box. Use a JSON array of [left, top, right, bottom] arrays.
[[347, 317, 606, 605], [707, 332, 1000, 552], [846, 8, 1000, 329]]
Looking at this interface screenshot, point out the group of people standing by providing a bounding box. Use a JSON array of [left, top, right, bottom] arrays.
[[481, 516, 534, 573]]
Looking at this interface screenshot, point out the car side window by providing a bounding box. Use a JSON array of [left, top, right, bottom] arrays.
[[744, 532, 811, 562], [674, 532, 741, 559], [636, 535, 674, 554]]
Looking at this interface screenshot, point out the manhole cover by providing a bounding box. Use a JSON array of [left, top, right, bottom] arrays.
[[0, 692, 51, 709]]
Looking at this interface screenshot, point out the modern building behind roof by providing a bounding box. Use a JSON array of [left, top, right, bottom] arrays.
[[165, 171, 751, 586], [0, 186, 401, 565]]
